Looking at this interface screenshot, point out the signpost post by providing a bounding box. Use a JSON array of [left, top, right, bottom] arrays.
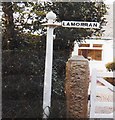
[[42, 11, 100, 119], [42, 11, 61, 119]]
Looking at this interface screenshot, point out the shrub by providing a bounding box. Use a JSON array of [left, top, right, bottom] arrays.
[[105, 61, 115, 86], [2, 50, 69, 118], [105, 61, 115, 71]]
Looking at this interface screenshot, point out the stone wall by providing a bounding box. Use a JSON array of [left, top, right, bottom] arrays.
[[65, 55, 89, 118]]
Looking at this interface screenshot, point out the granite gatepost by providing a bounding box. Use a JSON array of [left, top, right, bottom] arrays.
[[65, 55, 89, 118]]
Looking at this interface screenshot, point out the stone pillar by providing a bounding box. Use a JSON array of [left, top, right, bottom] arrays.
[[65, 55, 89, 118]]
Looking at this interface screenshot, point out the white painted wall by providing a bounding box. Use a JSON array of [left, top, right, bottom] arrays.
[[73, 39, 113, 72], [103, 40, 113, 63]]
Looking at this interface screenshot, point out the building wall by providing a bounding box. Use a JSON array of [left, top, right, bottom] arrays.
[[75, 39, 113, 72]]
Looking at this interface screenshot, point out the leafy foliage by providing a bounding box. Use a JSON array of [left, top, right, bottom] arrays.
[[105, 61, 115, 86], [13, 2, 46, 33], [2, 50, 68, 118], [2, 2, 16, 50], [2, 2, 108, 50], [106, 61, 115, 71], [51, 2, 107, 50], [2, 2, 47, 50]]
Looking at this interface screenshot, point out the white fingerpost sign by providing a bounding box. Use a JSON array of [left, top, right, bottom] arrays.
[[62, 21, 100, 29], [42, 11, 100, 119], [42, 11, 61, 119]]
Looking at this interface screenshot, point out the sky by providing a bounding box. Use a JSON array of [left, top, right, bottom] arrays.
[[104, 0, 115, 4]]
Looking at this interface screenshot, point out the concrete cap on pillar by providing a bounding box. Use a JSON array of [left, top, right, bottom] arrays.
[[69, 55, 88, 61]]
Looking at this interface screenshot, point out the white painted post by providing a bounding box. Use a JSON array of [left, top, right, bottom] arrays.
[[90, 69, 97, 118], [42, 11, 56, 119]]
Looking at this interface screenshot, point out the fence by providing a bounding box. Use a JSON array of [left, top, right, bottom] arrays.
[[89, 69, 115, 118]]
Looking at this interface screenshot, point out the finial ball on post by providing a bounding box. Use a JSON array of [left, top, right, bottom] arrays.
[[46, 11, 56, 23]]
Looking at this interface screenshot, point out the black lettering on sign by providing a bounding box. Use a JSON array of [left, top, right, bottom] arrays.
[[93, 23, 97, 27], [85, 23, 88, 26], [67, 22, 70, 26], [62, 22, 65, 26], [89, 23, 92, 27], [71, 22, 76, 26], [76, 23, 80, 26], [81, 23, 86, 26]]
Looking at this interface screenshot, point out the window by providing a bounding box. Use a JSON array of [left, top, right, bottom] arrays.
[[79, 44, 90, 47], [93, 44, 102, 48], [78, 49, 102, 61]]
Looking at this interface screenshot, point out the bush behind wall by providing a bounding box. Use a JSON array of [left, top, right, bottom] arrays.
[[2, 49, 69, 118]]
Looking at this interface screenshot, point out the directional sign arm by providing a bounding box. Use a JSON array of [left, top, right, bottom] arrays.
[[62, 21, 100, 29]]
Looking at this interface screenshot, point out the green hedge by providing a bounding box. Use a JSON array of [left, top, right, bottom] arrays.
[[2, 50, 69, 118], [105, 61, 115, 71], [105, 61, 115, 86]]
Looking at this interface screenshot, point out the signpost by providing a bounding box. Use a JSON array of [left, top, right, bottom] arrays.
[[62, 21, 100, 29], [42, 11, 100, 119], [42, 11, 61, 119]]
